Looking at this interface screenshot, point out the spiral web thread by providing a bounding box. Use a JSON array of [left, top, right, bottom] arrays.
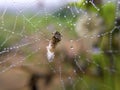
[[0, 0, 120, 90]]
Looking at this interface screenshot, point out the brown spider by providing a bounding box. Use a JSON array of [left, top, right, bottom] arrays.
[[51, 31, 62, 49], [46, 31, 62, 62]]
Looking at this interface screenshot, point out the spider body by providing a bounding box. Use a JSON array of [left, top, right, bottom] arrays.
[[46, 31, 62, 62]]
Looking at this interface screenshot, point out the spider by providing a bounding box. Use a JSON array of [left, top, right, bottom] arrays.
[[46, 31, 62, 62], [51, 31, 62, 49]]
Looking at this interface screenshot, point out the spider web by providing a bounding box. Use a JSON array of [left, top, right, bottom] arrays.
[[0, 0, 120, 90]]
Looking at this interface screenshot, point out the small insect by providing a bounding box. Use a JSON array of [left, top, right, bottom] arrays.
[[46, 31, 62, 62]]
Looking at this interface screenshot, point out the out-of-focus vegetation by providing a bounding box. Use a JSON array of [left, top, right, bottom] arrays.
[[0, 0, 120, 90]]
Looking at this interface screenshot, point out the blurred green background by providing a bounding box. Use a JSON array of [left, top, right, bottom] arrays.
[[0, 0, 120, 90]]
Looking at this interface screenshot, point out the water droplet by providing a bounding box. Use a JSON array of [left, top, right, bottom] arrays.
[[59, 23, 62, 26], [10, 47, 13, 50], [108, 1, 111, 3], [97, 8, 100, 11], [91, 37, 93, 39], [0, 27, 3, 29], [70, 40, 73, 42], [73, 24, 76, 26], [73, 15, 76, 18], [67, 6, 70, 9], [85, 1, 88, 3], [88, 18, 91, 20], [64, 15, 66, 18], [12, 32, 15, 34], [74, 70, 76, 73], [4, 29, 7, 31], [97, 35, 100, 37], [60, 8, 62, 10], [83, 3, 85, 5], [87, 23, 89, 25], [68, 77, 71, 80]]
